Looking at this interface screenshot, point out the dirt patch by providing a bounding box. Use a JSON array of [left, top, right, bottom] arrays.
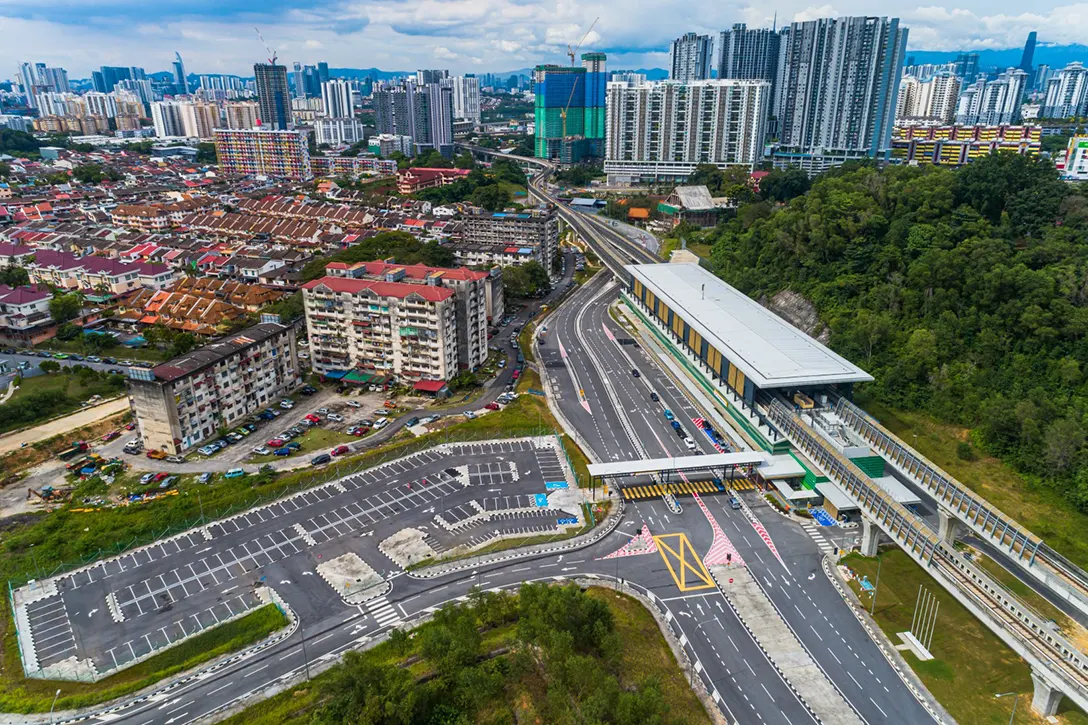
[[763, 289, 829, 344]]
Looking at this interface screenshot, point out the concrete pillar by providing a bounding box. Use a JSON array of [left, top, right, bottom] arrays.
[[860, 517, 880, 557], [937, 508, 961, 545], [1031, 669, 1064, 716]]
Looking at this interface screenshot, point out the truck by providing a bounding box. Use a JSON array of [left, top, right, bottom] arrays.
[[57, 441, 89, 461]]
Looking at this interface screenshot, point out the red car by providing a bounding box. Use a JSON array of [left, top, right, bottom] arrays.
[[485, 402, 500, 411], [305, 414, 321, 423], [101, 430, 120, 442], [331, 445, 350, 456], [153, 472, 168, 482], [125, 422, 137, 431], [267, 438, 285, 448]]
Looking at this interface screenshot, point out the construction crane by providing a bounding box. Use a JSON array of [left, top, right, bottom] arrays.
[[560, 17, 599, 142], [254, 27, 277, 65]]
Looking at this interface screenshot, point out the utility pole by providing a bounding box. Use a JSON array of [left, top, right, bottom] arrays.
[[870, 554, 883, 615], [995, 691, 1019, 725], [299, 622, 311, 680], [49, 689, 61, 724], [690, 619, 716, 688]]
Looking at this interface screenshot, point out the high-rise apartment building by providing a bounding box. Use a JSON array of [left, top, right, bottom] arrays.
[[213, 127, 312, 180], [151, 101, 186, 137], [254, 63, 290, 130], [302, 277, 459, 384], [317, 62, 330, 85], [374, 81, 452, 155], [321, 78, 354, 118], [181, 101, 221, 138], [604, 79, 769, 184], [717, 24, 780, 85], [773, 16, 907, 171], [224, 101, 260, 129], [173, 52, 189, 94], [955, 68, 1028, 125], [953, 53, 980, 83], [17, 62, 69, 107], [533, 65, 585, 161], [1042, 62, 1088, 119], [581, 52, 607, 156], [314, 118, 367, 145], [92, 66, 146, 93], [669, 33, 714, 82], [896, 71, 960, 123], [450, 75, 481, 123], [425, 82, 454, 156], [128, 322, 300, 454], [416, 69, 448, 85]]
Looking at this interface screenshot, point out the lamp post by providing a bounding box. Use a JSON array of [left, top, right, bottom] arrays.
[[870, 554, 883, 615], [995, 692, 1019, 725], [299, 622, 311, 681], [49, 688, 61, 724], [690, 619, 716, 688]]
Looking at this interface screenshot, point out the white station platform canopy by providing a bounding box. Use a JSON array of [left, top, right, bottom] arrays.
[[588, 451, 766, 479]]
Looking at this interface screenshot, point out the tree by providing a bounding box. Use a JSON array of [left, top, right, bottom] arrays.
[[314, 652, 418, 725], [502, 261, 551, 298], [470, 184, 509, 211], [48, 292, 83, 323], [168, 333, 198, 358], [453, 151, 475, 170], [195, 142, 217, 164], [261, 292, 304, 323], [414, 149, 452, 168], [0, 266, 29, 286], [39, 360, 60, 374], [0, 161, 10, 178], [758, 167, 810, 202]]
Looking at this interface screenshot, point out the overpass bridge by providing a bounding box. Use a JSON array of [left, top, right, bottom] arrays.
[[766, 399, 1088, 716], [832, 396, 1088, 620]]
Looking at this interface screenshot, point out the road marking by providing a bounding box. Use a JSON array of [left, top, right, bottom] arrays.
[[653, 533, 715, 592]]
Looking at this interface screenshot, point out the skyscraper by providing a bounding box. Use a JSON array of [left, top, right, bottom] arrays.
[[669, 33, 714, 82], [896, 71, 960, 123], [1041, 62, 1088, 119], [717, 24, 780, 85], [426, 82, 455, 156], [581, 52, 607, 156], [255, 63, 290, 130], [92, 66, 146, 93], [953, 53, 980, 83], [533, 65, 585, 161], [293, 62, 304, 99], [1020, 31, 1037, 74], [417, 69, 449, 85], [173, 52, 189, 95], [773, 16, 907, 171], [450, 75, 481, 123], [955, 68, 1028, 125], [317, 62, 330, 85], [321, 79, 354, 118]]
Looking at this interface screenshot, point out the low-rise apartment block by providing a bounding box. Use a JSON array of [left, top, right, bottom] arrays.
[[27, 250, 175, 295], [0, 284, 52, 344], [302, 276, 458, 385], [460, 205, 559, 272], [324, 260, 503, 371], [890, 124, 1041, 166], [127, 322, 300, 454], [396, 167, 471, 194]]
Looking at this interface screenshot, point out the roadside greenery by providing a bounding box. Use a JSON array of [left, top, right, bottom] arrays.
[[0, 367, 125, 434], [222, 585, 708, 725], [502, 260, 551, 298], [415, 158, 527, 209], [300, 231, 455, 282], [696, 154, 1088, 515]]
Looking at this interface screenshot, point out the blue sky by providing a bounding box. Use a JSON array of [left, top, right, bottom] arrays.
[[1, 0, 1085, 77]]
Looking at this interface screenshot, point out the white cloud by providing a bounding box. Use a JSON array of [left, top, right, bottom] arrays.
[[434, 46, 458, 59]]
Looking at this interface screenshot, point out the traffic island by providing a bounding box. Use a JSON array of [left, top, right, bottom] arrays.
[[316, 553, 385, 603]]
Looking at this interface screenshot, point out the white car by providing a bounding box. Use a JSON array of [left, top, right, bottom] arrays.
[[346, 400, 362, 408], [279, 400, 294, 409], [253, 446, 271, 455], [373, 418, 389, 430], [684, 438, 697, 451], [327, 413, 344, 422]]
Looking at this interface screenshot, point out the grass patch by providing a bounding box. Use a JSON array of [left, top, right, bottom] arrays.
[[219, 586, 709, 725], [0, 371, 126, 435], [248, 427, 355, 463], [842, 550, 1088, 725], [0, 411, 130, 481], [0, 603, 287, 713], [856, 393, 1088, 571]]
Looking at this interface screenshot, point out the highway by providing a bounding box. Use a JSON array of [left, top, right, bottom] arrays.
[[24, 155, 942, 725]]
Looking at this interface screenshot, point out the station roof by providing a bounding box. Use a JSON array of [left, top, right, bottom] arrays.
[[816, 482, 860, 512], [872, 475, 923, 506], [587, 451, 765, 479], [625, 263, 873, 389]]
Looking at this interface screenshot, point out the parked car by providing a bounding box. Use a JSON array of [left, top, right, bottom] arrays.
[[267, 438, 285, 448], [316, 407, 329, 415], [224, 468, 246, 478], [406, 417, 420, 427], [253, 446, 272, 456], [346, 400, 361, 408], [305, 414, 321, 423], [331, 445, 350, 456], [199, 472, 213, 484], [139, 473, 155, 485], [485, 402, 500, 411], [166, 456, 185, 464], [273, 447, 293, 456], [285, 441, 302, 451], [279, 400, 294, 410], [300, 385, 317, 395], [311, 454, 331, 466], [159, 476, 178, 490], [373, 419, 389, 430], [327, 413, 344, 423], [101, 430, 121, 442], [197, 445, 217, 456]]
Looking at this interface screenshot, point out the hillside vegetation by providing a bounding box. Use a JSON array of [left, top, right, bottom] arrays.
[[698, 155, 1088, 512]]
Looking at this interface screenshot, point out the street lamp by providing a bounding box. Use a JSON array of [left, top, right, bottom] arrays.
[[995, 692, 1019, 725], [49, 688, 61, 724], [689, 619, 717, 688], [870, 554, 883, 615]]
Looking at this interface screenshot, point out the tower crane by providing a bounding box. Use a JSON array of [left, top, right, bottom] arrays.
[[560, 17, 599, 140], [254, 27, 277, 65]]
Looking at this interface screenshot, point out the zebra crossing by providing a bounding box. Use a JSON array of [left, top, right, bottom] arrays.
[[365, 596, 402, 628], [799, 519, 835, 554]]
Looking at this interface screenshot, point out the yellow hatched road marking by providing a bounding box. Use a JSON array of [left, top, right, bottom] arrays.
[[653, 533, 716, 592]]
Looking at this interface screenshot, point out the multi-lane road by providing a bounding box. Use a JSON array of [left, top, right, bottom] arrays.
[[22, 171, 943, 725]]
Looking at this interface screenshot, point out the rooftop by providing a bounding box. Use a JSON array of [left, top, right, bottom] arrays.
[[626, 263, 873, 389], [149, 322, 292, 383]]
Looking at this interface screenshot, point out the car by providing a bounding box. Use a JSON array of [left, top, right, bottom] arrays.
[[485, 402, 500, 411], [305, 413, 321, 423], [166, 456, 185, 464], [345, 400, 362, 408], [650, 392, 659, 402], [16, 361, 30, 370], [253, 446, 271, 455], [289, 426, 304, 436], [360, 419, 374, 427], [348, 427, 365, 436], [102, 357, 117, 365], [373, 419, 389, 430], [631, 368, 640, 378], [311, 454, 331, 466], [331, 445, 350, 456], [299, 418, 314, 427], [316, 407, 329, 414], [125, 422, 137, 430], [684, 438, 697, 451], [140, 473, 155, 485], [327, 413, 344, 423], [374, 409, 389, 418], [153, 472, 168, 482], [273, 447, 293, 456], [512, 369, 521, 380], [729, 497, 741, 510], [198, 472, 213, 484], [300, 385, 317, 395], [279, 431, 295, 441], [406, 417, 420, 427], [244, 423, 258, 432], [36, 351, 51, 358], [159, 476, 178, 490], [267, 438, 285, 448], [285, 441, 301, 451], [224, 468, 245, 478], [227, 432, 244, 443], [87, 356, 102, 363], [69, 354, 83, 361], [279, 400, 294, 409], [53, 353, 69, 360], [235, 427, 251, 437], [101, 430, 120, 442], [663, 409, 674, 421], [197, 445, 217, 456]]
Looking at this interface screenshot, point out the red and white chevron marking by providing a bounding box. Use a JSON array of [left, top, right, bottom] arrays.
[[735, 497, 786, 568], [598, 524, 657, 559], [692, 418, 727, 453], [692, 492, 743, 567]]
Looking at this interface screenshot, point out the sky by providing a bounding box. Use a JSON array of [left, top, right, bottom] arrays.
[[1, 0, 1086, 78]]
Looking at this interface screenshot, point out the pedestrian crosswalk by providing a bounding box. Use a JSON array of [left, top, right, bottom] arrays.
[[799, 519, 834, 553], [365, 596, 402, 628], [621, 480, 722, 500]]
